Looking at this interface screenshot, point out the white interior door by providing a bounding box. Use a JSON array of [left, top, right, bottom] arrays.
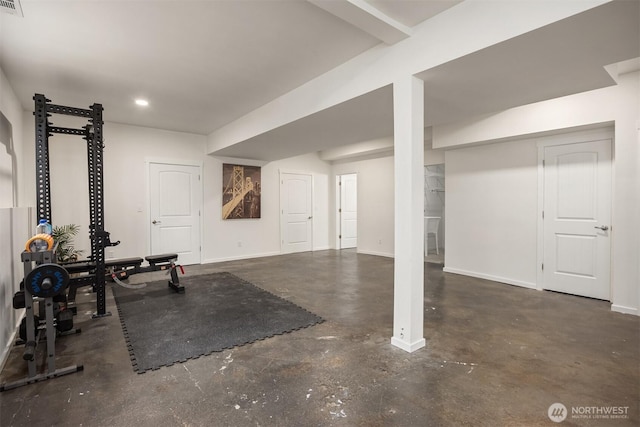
[[543, 139, 612, 300], [149, 163, 201, 265], [280, 173, 312, 253], [338, 173, 357, 249]]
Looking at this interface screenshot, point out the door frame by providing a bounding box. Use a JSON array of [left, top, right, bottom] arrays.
[[279, 169, 314, 253], [536, 127, 614, 293], [146, 158, 203, 263]]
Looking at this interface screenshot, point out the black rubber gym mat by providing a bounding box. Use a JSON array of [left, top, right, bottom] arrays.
[[112, 272, 324, 373]]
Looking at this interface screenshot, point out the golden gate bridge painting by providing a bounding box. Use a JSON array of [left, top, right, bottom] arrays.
[[222, 164, 261, 219]]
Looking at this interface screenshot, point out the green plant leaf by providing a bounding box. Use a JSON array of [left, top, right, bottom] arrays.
[[52, 224, 84, 263]]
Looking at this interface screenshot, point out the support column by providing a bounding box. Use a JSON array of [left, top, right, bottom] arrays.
[[391, 75, 425, 352]]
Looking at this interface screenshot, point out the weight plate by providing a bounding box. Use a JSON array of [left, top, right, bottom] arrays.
[[24, 264, 70, 298]]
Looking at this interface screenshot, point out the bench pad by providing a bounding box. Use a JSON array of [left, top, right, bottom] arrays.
[[105, 257, 144, 268], [145, 253, 178, 265], [63, 261, 95, 274]]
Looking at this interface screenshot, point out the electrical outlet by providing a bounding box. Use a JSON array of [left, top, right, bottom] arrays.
[[237, 241, 242, 247], [378, 239, 382, 245]]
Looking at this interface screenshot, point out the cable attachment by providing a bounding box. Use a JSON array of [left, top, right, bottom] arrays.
[[110, 273, 147, 290]]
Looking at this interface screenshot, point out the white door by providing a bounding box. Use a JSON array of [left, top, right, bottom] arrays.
[[149, 163, 201, 265], [280, 173, 312, 253], [338, 174, 357, 249], [543, 139, 612, 300]]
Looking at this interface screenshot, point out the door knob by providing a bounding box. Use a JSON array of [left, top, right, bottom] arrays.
[[152, 220, 162, 225], [594, 225, 609, 231]]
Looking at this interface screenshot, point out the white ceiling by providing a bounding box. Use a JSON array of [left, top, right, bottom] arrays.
[[0, 0, 458, 135], [213, 0, 640, 161], [419, 0, 640, 124], [368, 0, 463, 27], [1, 0, 639, 162]]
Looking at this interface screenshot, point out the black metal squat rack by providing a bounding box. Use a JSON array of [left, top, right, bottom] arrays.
[[33, 93, 110, 317]]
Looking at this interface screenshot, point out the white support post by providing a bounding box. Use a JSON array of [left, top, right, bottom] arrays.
[[391, 75, 425, 352]]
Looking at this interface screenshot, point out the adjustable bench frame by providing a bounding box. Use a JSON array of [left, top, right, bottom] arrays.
[[66, 253, 185, 308], [109, 254, 184, 294]]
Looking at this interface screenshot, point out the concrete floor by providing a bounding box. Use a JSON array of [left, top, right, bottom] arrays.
[[1, 250, 638, 426]]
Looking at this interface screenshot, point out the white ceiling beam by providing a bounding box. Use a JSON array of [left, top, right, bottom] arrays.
[[308, 0, 412, 45], [319, 136, 394, 161]]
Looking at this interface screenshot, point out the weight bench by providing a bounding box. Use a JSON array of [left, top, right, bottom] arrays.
[[145, 254, 184, 293], [66, 253, 184, 303], [146, 253, 177, 267], [109, 254, 184, 293], [63, 261, 96, 275]]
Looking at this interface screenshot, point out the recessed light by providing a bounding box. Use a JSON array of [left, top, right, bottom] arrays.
[[135, 99, 149, 106]]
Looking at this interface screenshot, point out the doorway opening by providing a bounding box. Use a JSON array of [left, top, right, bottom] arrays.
[[425, 164, 444, 265]]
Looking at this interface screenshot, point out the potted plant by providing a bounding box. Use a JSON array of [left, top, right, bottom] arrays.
[[52, 224, 84, 263]]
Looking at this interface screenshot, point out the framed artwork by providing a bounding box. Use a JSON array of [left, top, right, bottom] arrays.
[[222, 163, 261, 219]]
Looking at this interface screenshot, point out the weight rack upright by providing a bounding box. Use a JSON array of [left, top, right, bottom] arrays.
[[33, 94, 110, 317]]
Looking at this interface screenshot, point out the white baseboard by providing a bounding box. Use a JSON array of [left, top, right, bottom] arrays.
[[611, 304, 639, 316], [202, 251, 281, 264], [203, 247, 338, 264], [391, 336, 426, 353], [442, 267, 537, 290], [357, 249, 394, 258]]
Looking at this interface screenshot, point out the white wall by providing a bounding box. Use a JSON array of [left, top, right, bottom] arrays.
[[8, 88, 336, 364], [0, 67, 23, 207], [328, 145, 445, 258], [434, 71, 640, 315], [204, 152, 332, 263], [332, 155, 395, 257], [20, 118, 210, 260], [0, 66, 27, 369], [19, 115, 333, 265], [445, 139, 538, 288], [424, 144, 445, 166], [0, 111, 14, 207], [0, 208, 32, 370], [322, 140, 440, 258], [107, 123, 210, 259]]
